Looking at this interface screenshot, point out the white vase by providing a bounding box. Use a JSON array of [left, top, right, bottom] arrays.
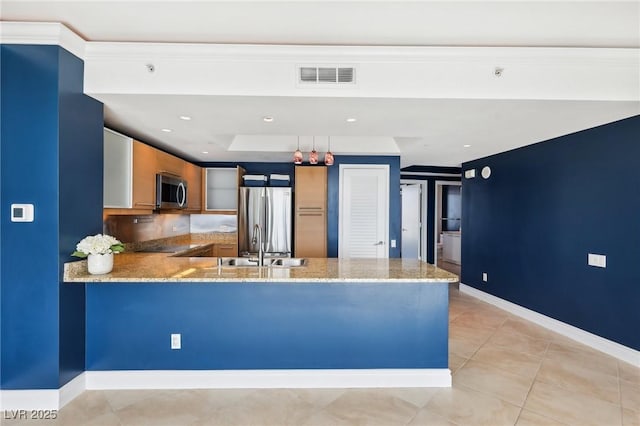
[[87, 253, 114, 275]]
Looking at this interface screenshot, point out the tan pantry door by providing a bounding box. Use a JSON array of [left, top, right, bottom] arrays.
[[338, 164, 389, 258]]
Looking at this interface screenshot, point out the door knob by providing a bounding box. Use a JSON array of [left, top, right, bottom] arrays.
[[373, 241, 384, 246]]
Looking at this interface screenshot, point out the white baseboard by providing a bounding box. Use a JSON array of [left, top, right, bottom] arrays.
[[0, 369, 450, 410], [0, 373, 86, 411], [85, 369, 451, 390], [59, 373, 86, 409], [0, 389, 59, 411], [460, 283, 640, 367]]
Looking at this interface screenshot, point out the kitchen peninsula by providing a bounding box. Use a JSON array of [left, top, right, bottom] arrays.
[[64, 253, 458, 283], [65, 254, 458, 388]]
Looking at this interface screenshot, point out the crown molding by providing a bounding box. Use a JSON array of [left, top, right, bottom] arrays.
[[0, 21, 85, 59], [3, 21, 636, 68], [83, 39, 638, 68]]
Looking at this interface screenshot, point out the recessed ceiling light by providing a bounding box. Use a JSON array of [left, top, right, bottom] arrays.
[[161, 128, 172, 133], [202, 151, 209, 154], [263, 116, 274, 123], [463, 144, 471, 148], [346, 118, 357, 123], [179, 116, 191, 121]]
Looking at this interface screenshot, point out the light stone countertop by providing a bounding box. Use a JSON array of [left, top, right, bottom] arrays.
[[64, 252, 459, 284]]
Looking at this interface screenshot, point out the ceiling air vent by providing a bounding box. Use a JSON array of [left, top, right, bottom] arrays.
[[299, 66, 355, 84]]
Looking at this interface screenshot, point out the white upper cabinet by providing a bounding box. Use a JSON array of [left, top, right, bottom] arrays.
[[205, 168, 239, 211], [103, 128, 133, 208]]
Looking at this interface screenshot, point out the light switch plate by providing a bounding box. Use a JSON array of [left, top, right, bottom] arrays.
[[391, 239, 396, 248], [588, 253, 607, 268], [171, 333, 181, 350], [11, 204, 34, 222]]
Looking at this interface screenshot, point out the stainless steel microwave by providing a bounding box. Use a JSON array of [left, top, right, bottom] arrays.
[[156, 174, 187, 209]]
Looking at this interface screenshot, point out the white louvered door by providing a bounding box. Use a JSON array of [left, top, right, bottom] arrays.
[[339, 165, 389, 258]]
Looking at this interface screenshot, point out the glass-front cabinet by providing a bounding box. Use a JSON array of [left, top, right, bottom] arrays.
[[204, 166, 245, 211]]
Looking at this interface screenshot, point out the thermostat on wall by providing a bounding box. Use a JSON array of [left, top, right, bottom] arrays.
[[11, 204, 34, 222]]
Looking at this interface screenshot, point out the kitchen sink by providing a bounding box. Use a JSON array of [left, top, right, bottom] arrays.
[[217, 257, 307, 268], [269, 258, 307, 267], [218, 257, 260, 267]]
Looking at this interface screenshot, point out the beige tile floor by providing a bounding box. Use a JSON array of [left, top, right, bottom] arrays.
[[4, 287, 639, 425]]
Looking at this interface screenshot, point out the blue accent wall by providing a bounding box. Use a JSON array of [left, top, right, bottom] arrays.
[[86, 282, 448, 370], [1, 44, 61, 389], [200, 156, 402, 258], [0, 45, 103, 389], [57, 48, 104, 387], [462, 115, 640, 350]]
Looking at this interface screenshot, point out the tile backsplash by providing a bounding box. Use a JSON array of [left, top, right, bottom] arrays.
[[104, 214, 190, 243], [190, 214, 237, 234], [104, 213, 237, 243]]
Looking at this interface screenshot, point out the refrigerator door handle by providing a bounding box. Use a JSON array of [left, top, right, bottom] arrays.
[[263, 189, 270, 252]]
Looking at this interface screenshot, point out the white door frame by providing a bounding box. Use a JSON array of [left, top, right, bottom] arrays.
[[339, 164, 390, 258], [400, 179, 428, 262], [434, 180, 462, 265]]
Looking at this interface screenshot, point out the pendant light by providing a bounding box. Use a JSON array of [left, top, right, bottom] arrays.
[[293, 136, 303, 164], [309, 136, 319, 165], [324, 136, 334, 166]]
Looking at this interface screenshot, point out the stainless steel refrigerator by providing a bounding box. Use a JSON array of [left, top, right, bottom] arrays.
[[238, 187, 292, 257]]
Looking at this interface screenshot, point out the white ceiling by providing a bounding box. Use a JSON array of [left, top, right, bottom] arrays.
[[3, 1, 640, 167]]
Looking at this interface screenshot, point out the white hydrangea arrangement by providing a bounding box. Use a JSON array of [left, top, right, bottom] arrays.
[[72, 234, 125, 258]]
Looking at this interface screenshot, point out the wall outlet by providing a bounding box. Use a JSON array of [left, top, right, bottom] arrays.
[[482, 272, 488, 282], [171, 333, 181, 350], [391, 239, 396, 248], [588, 253, 607, 268]]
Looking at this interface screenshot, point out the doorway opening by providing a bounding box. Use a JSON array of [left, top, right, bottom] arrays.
[[400, 180, 428, 261], [434, 181, 462, 276]]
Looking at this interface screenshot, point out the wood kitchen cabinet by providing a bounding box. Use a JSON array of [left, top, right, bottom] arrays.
[[295, 166, 327, 209], [212, 243, 238, 257], [103, 127, 207, 215], [294, 166, 327, 257], [131, 140, 158, 210], [155, 149, 184, 177], [183, 161, 202, 211]]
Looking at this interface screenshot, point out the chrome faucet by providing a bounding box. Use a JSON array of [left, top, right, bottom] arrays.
[[251, 223, 264, 266]]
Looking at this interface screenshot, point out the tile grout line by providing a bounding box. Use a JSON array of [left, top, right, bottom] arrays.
[[513, 335, 552, 425], [456, 299, 511, 358], [449, 301, 506, 372], [448, 312, 535, 422], [617, 362, 624, 426], [466, 313, 511, 360]]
